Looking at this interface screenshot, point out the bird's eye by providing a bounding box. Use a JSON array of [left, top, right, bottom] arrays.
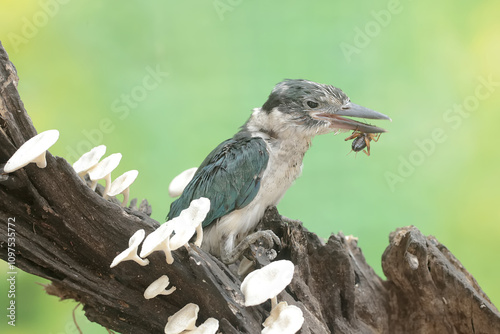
[[307, 101, 319, 108]]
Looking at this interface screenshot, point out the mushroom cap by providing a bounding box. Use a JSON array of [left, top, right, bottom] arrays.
[[110, 229, 149, 268], [179, 197, 210, 227], [241, 260, 295, 307], [144, 275, 174, 299], [140, 198, 210, 261], [168, 220, 196, 251], [72, 145, 106, 175], [168, 198, 210, 250], [262, 303, 304, 334], [140, 221, 176, 258], [263, 301, 289, 327], [4, 129, 59, 173], [128, 229, 145, 248], [88, 153, 122, 180], [108, 170, 139, 196], [168, 167, 197, 197], [164, 303, 199, 334], [188, 318, 219, 334]]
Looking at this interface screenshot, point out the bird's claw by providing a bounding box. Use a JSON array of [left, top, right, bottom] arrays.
[[256, 230, 281, 250], [221, 229, 281, 264], [265, 249, 277, 261]]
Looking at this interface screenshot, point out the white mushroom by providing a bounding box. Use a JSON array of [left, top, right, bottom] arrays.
[[164, 303, 199, 334], [175, 197, 210, 247], [3, 129, 59, 173], [262, 301, 304, 334], [154, 199, 208, 263], [263, 301, 289, 327], [140, 220, 177, 264], [168, 167, 197, 197], [87, 153, 122, 197], [188, 317, 219, 334], [107, 170, 139, 207], [241, 260, 295, 309], [144, 275, 176, 299], [140, 198, 210, 264], [72, 145, 106, 179], [110, 229, 149, 268], [165, 219, 196, 264]]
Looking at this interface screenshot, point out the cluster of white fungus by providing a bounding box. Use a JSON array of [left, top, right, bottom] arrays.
[[241, 260, 304, 334], [2, 129, 59, 173], [109, 197, 217, 333], [2, 132, 221, 333], [72, 145, 139, 208], [110, 198, 209, 268], [140, 197, 210, 264], [142, 277, 219, 333]]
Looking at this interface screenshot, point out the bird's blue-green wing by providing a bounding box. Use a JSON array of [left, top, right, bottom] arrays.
[[167, 136, 269, 228]]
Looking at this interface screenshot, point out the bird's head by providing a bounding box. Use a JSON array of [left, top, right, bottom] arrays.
[[249, 79, 390, 139]]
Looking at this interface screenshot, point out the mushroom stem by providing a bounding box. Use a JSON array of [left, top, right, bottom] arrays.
[[194, 224, 203, 247], [121, 188, 130, 207], [271, 296, 278, 310], [165, 252, 174, 265], [109, 229, 150, 268], [3, 129, 59, 173], [33, 151, 47, 168], [102, 174, 112, 199], [88, 153, 122, 195], [132, 255, 149, 266], [162, 287, 177, 295], [165, 239, 175, 265]]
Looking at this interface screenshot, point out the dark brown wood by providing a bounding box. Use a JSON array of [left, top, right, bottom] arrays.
[[1, 41, 499, 333]]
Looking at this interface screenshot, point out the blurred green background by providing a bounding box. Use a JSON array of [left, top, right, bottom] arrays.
[[1, 0, 499, 333]]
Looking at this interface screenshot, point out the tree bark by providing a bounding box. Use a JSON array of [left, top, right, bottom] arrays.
[[1, 41, 499, 333]]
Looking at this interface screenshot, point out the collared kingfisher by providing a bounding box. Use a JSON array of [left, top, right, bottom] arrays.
[[167, 79, 390, 264]]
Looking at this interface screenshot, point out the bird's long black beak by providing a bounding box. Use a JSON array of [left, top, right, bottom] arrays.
[[312, 102, 391, 133]]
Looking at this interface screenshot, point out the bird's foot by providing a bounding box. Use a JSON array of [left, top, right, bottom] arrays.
[[221, 230, 281, 265]]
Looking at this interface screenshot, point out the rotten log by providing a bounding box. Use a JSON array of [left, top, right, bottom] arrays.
[[1, 41, 499, 334]]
